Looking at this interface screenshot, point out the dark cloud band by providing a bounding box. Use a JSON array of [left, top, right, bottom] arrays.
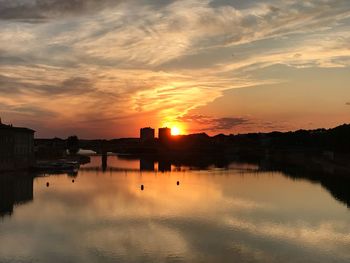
[[178, 114, 249, 131], [0, 0, 123, 21]]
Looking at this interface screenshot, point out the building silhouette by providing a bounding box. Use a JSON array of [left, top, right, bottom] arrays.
[[158, 127, 171, 143], [35, 137, 66, 159], [140, 127, 155, 142], [0, 119, 35, 171]]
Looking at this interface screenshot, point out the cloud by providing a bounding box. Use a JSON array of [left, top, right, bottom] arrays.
[[0, 0, 123, 21], [0, 0, 341, 67], [178, 113, 290, 134], [1, 0, 350, 67], [0, 0, 350, 137], [178, 114, 250, 131], [0, 73, 94, 96], [213, 117, 250, 130], [0, 0, 177, 22], [8, 105, 58, 119]]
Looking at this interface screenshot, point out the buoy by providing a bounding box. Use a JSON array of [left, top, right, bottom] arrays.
[[177, 181, 180, 185], [141, 185, 144, 191], [46, 182, 49, 187]]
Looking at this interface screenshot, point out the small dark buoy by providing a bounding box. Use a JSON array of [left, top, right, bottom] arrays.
[[141, 184, 144, 191], [177, 181, 180, 186], [46, 182, 49, 187], [72, 179, 75, 183]]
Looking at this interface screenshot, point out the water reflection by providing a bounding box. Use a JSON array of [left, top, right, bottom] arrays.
[[101, 153, 107, 172], [81, 155, 350, 209], [260, 161, 350, 208], [140, 158, 155, 171], [0, 156, 349, 263], [0, 173, 33, 217], [158, 160, 171, 172]]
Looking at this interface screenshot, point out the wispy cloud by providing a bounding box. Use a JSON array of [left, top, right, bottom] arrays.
[[0, 0, 127, 22], [0, 0, 350, 137], [178, 114, 249, 132]]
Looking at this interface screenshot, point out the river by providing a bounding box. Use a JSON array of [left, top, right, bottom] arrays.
[[0, 155, 349, 263]]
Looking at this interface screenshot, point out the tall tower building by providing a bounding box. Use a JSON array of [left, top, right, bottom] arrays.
[[158, 127, 171, 143], [140, 127, 155, 142]]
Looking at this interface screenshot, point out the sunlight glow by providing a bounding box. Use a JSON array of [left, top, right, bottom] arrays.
[[171, 126, 181, 136]]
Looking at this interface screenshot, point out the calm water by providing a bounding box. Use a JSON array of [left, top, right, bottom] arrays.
[[0, 155, 349, 263]]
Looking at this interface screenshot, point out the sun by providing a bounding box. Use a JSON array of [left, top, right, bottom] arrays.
[[171, 126, 181, 136]]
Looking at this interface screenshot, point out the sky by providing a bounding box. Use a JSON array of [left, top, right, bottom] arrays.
[[0, 0, 350, 138]]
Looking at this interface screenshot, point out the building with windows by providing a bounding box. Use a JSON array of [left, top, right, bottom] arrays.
[[0, 120, 35, 171], [140, 127, 155, 142]]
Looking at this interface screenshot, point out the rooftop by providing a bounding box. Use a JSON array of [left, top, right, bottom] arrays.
[[0, 119, 35, 133]]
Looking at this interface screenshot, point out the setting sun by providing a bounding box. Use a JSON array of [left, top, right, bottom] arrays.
[[171, 126, 181, 136]]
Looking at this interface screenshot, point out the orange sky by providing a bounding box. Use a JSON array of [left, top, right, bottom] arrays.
[[0, 0, 350, 138]]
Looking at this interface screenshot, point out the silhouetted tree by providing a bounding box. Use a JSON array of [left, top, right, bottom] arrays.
[[67, 135, 80, 155]]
